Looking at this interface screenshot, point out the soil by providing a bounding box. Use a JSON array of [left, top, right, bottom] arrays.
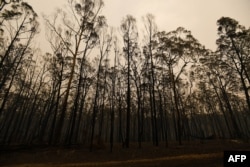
[[0, 140, 249, 167]]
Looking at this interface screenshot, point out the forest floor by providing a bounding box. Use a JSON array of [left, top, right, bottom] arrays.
[[0, 139, 250, 167]]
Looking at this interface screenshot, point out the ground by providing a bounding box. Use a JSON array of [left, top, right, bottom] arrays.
[[1, 140, 249, 167]]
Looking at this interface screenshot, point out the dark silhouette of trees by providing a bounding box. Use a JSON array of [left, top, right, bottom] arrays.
[[217, 17, 250, 113], [0, 0, 39, 145], [154, 27, 204, 145], [44, 0, 105, 145], [0, 1, 39, 110], [90, 26, 112, 151], [120, 15, 138, 148], [0, 0, 249, 151], [142, 14, 159, 146]]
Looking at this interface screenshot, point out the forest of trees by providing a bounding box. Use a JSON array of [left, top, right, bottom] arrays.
[[0, 0, 249, 152]]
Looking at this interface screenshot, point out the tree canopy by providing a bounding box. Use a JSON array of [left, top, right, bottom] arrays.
[[0, 0, 249, 149]]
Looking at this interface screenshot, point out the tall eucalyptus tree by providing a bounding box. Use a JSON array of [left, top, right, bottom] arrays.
[[120, 15, 138, 148], [216, 17, 250, 112], [155, 27, 203, 144], [44, 0, 105, 144]]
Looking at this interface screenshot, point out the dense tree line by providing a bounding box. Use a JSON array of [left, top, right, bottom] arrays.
[[0, 0, 249, 150]]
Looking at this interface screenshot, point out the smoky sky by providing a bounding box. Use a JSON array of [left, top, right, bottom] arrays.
[[26, 0, 250, 51]]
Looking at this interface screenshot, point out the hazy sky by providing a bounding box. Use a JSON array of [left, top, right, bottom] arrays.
[[26, 0, 250, 51]]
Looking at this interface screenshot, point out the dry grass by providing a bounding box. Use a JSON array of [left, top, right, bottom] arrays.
[[1, 140, 249, 167]]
